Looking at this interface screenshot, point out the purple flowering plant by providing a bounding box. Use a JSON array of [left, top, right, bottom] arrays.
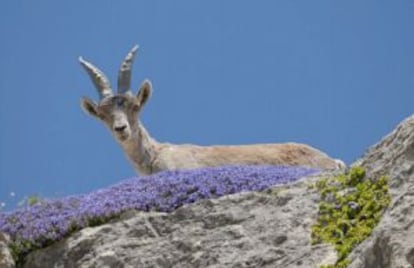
[[0, 165, 318, 264]]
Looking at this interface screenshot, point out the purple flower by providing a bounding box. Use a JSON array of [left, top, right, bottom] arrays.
[[0, 165, 318, 256]]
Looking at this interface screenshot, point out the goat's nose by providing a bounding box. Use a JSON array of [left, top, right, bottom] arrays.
[[114, 125, 127, 132]]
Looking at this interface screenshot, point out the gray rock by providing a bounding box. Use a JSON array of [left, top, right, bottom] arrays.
[[349, 115, 414, 268], [0, 232, 15, 268], [20, 114, 414, 268], [24, 173, 336, 268]]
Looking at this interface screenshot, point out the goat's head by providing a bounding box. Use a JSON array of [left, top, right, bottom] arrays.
[[79, 45, 152, 143]]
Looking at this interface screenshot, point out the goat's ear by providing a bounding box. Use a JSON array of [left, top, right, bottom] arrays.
[[81, 97, 99, 119], [136, 80, 152, 107]]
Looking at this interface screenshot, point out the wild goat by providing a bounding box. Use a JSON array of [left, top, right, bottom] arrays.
[[79, 45, 344, 175]]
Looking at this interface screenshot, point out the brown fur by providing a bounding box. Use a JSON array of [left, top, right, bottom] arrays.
[[151, 142, 341, 174], [80, 45, 344, 175]]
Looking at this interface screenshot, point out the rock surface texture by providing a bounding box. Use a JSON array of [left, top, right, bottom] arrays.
[[24, 174, 337, 268], [0, 232, 14, 268], [349, 115, 414, 268], [20, 114, 414, 267]]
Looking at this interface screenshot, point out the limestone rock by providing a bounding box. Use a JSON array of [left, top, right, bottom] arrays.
[[24, 173, 336, 268], [349, 115, 414, 268], [0, 232, 14, 268]]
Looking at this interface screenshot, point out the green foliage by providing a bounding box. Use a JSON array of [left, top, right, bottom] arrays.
[[17, 195, 44, 207], [9, 214, 122, 268], [9, 239, 31, 267], [27, 196, 42, 206], [312, 166, 391, 268]]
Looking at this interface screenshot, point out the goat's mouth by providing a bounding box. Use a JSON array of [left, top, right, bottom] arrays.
[[115, 130, 131, 142]]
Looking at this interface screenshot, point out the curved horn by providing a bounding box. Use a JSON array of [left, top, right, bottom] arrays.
[[117, 45, 139, 95], [79, 57, 113, 99]]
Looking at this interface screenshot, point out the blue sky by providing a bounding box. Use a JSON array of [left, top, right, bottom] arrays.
[[1, 1, 413, 211]]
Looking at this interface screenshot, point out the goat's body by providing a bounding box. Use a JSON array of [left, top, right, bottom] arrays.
[[155, 142, 339, 171], [119, 123, 342, 175], [80, 45, 345, 176]]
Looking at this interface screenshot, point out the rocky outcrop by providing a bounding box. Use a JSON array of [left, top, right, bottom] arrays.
[[24, 173, 337, 268], [18, 114, 414, 267], [349, 115, 414, 268], [0, 232, 14, 268]]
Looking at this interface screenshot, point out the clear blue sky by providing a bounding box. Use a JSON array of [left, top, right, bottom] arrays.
[[1, 1, 413, 211]]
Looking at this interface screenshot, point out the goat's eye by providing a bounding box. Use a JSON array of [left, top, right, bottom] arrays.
[[133, 103, 140, 112], [117, 99, 124, 106]]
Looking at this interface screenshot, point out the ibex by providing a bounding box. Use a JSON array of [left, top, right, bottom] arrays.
[[79, 45, 344, 175]]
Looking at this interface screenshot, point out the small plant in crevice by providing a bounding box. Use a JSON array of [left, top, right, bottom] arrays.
[[311, 166, 391, 268]]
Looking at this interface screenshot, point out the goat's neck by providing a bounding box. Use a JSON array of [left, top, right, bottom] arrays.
[[121, 121, 160, 175]]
